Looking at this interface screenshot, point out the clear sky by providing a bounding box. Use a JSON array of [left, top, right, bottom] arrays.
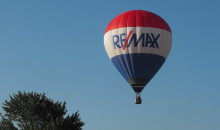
[[0, 0, 219, 130]]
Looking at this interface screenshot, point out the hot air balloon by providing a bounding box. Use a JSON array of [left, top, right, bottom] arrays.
[[104, 10, 172, 104]]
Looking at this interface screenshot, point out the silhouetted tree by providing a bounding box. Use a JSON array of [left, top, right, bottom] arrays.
[[0, 91, 84, 130]]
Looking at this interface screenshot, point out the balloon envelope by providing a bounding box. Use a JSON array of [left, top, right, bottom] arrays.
[[104, 10, 172, 94]]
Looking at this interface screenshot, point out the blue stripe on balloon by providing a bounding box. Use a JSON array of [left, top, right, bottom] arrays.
[[111, 53, 165, 86]]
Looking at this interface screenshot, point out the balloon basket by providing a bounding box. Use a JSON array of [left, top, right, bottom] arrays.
[[135, 94, 142, 104]]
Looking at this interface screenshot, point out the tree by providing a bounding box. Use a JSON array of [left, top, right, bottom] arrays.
[[0, 113, 18, 130], [0, 91, 84, 130]]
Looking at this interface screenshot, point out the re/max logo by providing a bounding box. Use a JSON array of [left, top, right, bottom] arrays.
[[112, 31, 160, 49]]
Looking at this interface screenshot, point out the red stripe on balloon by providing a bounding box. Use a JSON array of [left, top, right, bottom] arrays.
[[122, 31, 133, 50], [105, 10, 171, 33]]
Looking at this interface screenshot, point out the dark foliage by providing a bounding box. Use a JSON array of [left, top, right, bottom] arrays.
[[0, 91, 84, 130]]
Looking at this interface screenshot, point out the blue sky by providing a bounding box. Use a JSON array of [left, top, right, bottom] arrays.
[[0, 0, 219, 130]]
